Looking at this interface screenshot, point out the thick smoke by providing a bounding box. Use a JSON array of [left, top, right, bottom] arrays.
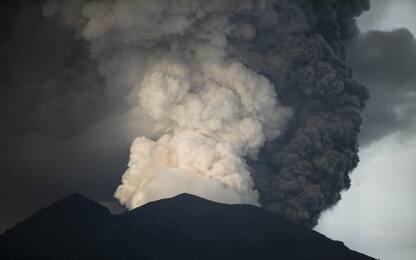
[[44, 0, 293, 207], [45, 0, 369, 227], [239, 0, 370, 227]]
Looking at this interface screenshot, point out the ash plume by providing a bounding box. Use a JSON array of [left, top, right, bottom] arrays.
[[44, 0, 369, 227]]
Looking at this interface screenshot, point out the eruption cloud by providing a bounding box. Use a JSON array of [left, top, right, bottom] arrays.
[[44, 0, 293, 207], [117, 56, 293, 207], [45, 0, 369, 227]]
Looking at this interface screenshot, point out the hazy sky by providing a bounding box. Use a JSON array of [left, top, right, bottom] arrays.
[[316, 1, 416, 259]]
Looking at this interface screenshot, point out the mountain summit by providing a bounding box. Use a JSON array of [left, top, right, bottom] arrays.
[[0, 193, 374, 260]]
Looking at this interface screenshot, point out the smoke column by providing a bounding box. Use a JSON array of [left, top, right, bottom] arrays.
[[43, 0, 293, 207], [45, 0, 369, 227]]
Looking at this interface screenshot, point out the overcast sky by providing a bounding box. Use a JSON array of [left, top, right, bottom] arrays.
[[316, 1, 416, 260]]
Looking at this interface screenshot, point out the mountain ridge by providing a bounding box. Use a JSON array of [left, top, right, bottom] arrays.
[[0, 193, 375, 260]]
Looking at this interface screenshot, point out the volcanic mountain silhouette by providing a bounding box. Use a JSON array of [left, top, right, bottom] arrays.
[[0, 193, 375, 259]]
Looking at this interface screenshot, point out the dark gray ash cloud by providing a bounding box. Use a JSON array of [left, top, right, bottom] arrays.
[[238, 0, 370, 227]]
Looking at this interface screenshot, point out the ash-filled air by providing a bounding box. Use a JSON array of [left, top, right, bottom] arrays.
[[45, 0, 369, 227]]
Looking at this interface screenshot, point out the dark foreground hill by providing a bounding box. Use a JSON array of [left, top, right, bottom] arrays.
[[0, 193, 374, 260]]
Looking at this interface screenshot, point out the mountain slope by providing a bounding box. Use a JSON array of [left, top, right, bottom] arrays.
[[0, 193, 375, 260]]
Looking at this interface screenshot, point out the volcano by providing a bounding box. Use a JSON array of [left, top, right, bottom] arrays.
[[0, 193, 374, 260]]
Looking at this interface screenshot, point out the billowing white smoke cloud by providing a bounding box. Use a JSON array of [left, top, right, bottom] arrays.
[[44, 0, 292, 208]]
